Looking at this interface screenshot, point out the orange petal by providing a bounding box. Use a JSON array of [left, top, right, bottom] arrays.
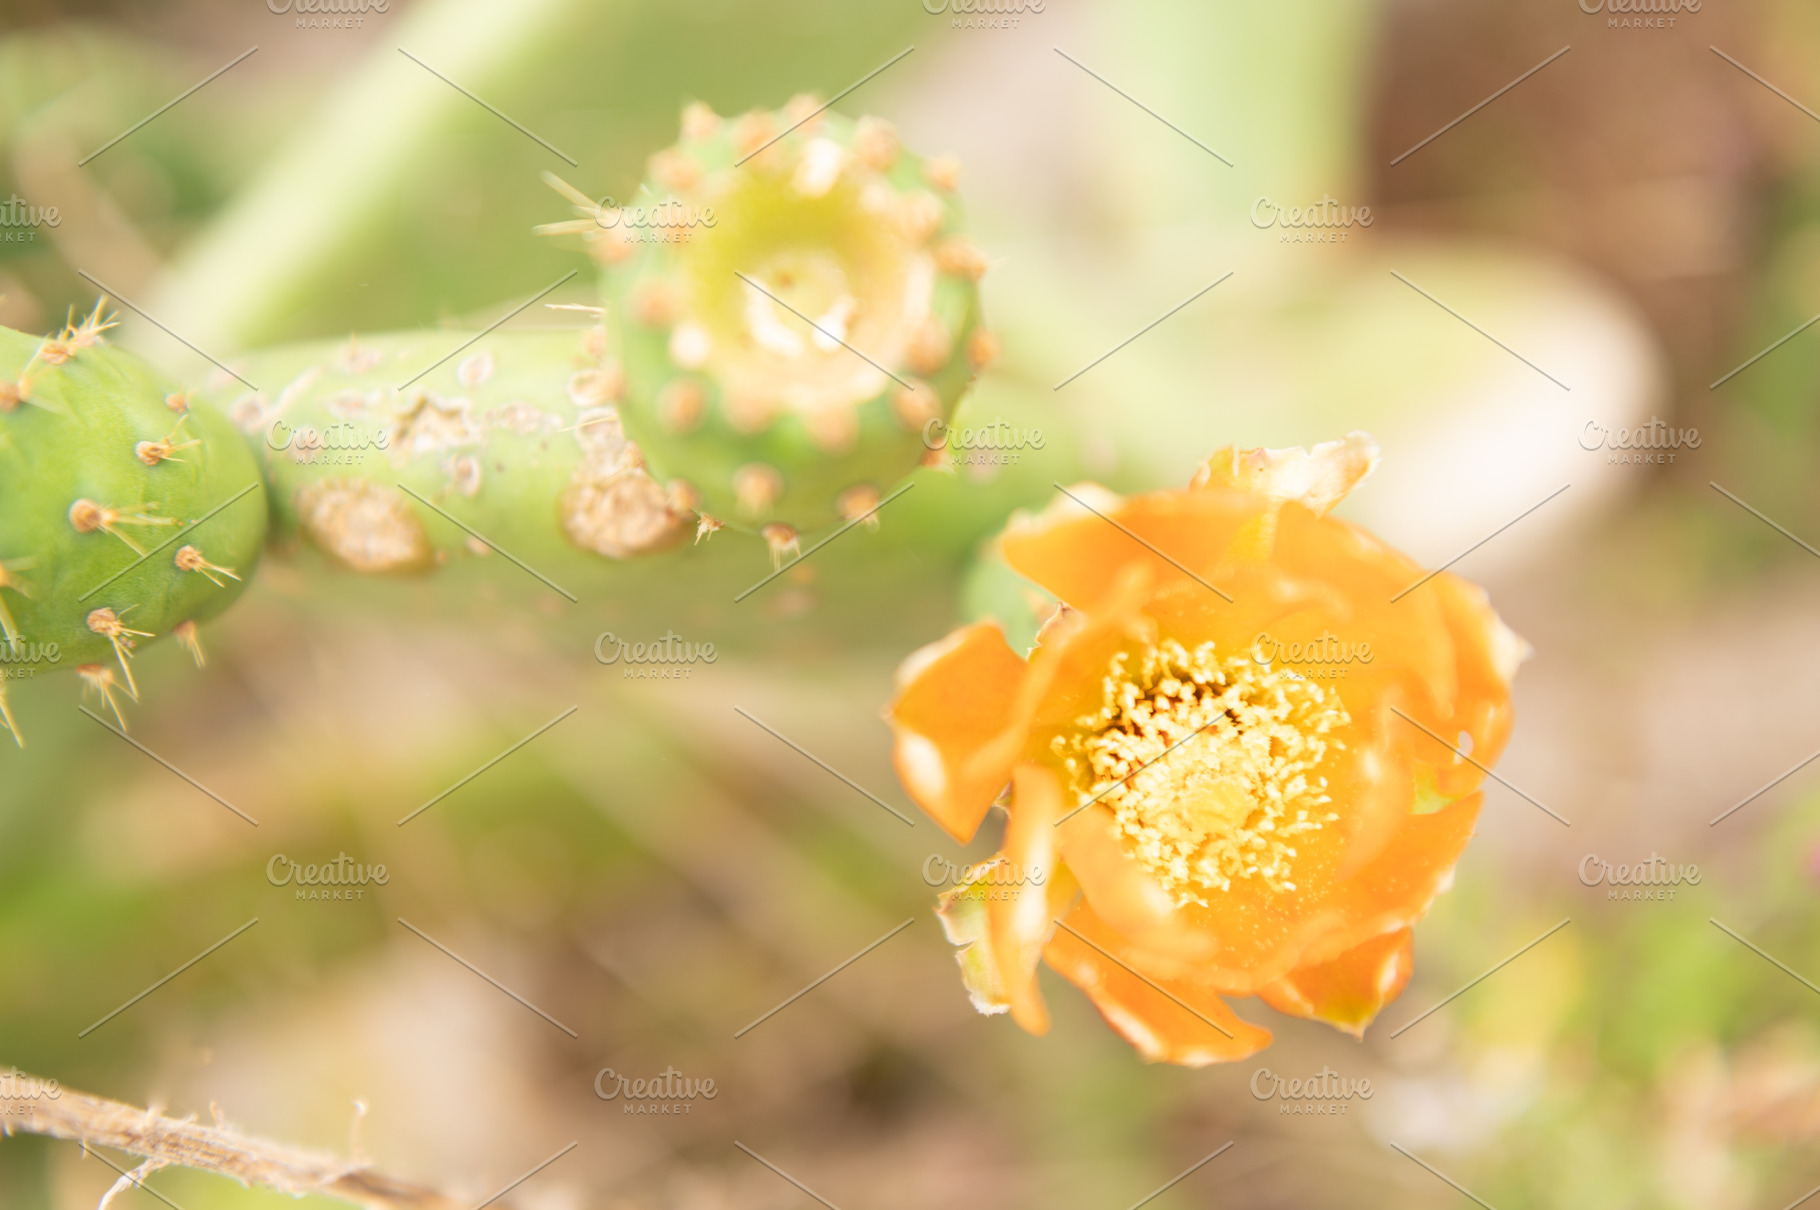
[[888, 621, 1027, 843], [1000, 484, 1264, 612], [1191, 432, 1380, 516], [989, 764, 1067, 1034], [1191, 433, 1380, 563], [1258, 928, 1413, 1039], [1426, 572, 1524, 799], [1044, 902, 1271, 1065]]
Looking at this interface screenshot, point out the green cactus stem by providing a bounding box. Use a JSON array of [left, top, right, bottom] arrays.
[[542, 98, 994, 562], [0, 302, 268, 744], [196, 324, 695, 580]]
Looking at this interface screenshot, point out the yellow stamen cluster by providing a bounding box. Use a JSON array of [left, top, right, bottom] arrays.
[[1058, 639, 1348, 906]]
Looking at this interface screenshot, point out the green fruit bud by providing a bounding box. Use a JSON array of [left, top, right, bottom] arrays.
[[543, 98, 993, 556]]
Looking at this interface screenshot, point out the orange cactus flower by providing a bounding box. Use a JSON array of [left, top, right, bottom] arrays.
[[887, 433, 1525, 1065]]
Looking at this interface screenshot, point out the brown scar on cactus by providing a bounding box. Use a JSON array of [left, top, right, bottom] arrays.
[[295, 479, 433, 574], [68, 498, 179, 555]]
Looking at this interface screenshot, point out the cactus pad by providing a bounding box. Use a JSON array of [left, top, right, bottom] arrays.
[[0, 304, 268, 743], [198, 325, 694, 579]]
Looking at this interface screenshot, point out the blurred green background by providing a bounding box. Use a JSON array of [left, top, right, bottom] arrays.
[[3, 0, 1820, 1207]]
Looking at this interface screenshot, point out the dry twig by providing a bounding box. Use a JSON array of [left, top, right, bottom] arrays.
[[2, 1071, 495, 1209]]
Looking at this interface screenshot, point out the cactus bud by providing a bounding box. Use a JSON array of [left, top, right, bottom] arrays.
[[545, 102, 989, 535]]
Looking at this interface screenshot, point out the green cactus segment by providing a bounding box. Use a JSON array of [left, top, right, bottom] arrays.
[[550, 100, 993, 545], [0, 306, 268, 744], [196, 326, 693, 578]]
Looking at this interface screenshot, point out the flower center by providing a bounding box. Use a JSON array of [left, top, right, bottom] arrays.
[[1058, 639, 1348, 906]]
